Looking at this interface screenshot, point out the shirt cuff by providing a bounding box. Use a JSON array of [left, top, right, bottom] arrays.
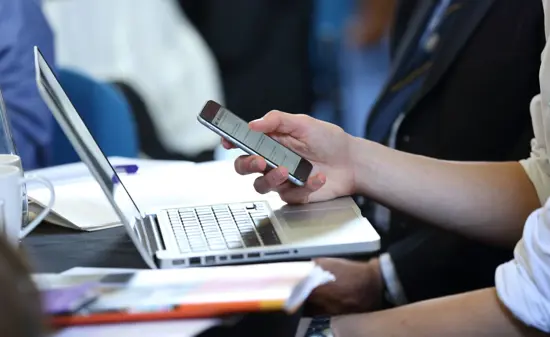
[[379, 252, 408, 306], [520, 156, 550, 206]]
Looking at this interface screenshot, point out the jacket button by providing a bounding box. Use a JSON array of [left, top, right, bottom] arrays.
[[402, 135, 410, 142]]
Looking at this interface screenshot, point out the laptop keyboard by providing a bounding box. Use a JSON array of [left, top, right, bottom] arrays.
[[167, 202, 281, 253]]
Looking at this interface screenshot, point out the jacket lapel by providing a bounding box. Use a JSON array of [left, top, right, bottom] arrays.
[[406, 0, 496, 112], [366, 0, 435, 135]]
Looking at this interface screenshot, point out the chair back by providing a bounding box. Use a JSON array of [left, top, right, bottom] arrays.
[[51, 69, 139, 165]]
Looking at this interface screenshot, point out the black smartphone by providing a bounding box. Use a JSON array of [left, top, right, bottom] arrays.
[[198, 100, 313, 186]]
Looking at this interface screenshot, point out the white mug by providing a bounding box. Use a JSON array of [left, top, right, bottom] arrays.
[[0, 154, 22, 169], [0, 165, 55, 245], [0, 154, 29, 224]]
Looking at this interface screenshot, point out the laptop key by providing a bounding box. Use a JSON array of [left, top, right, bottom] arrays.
[[208, 244, 227, 251], [178, 245, 191, 253], [185, 229, 202, 236], [257, 229, 281, 246], [227, 241, 244, 249], [224, 231, 240, 238], [191, 247, 207, 252], [223, 231, 241, 238], [241, 232, 261, 247]]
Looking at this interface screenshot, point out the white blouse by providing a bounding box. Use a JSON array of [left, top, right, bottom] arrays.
[[495, 0, 550, 332]]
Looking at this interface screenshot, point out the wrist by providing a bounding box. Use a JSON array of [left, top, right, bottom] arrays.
[[364, 257, 386, 310], [349, 135, 382, 196]]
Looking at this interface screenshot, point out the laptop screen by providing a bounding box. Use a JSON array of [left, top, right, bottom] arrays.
[[34, 47, 156, 268]]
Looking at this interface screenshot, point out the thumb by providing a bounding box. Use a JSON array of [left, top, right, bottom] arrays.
[[249, 110, 302, 135]]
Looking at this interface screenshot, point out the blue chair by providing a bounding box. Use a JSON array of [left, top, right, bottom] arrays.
[[51, 69, 139, 165]]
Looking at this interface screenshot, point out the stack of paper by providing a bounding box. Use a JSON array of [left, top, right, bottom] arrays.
[[35, 262, 334, 327], [34, 267, 221, 337]]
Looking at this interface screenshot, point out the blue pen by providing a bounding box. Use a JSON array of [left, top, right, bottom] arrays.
[[112, 164, 139, 184]]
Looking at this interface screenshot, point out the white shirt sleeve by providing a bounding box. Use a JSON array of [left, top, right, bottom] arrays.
[[520, 94, 550, 205], [379, 253, 408, 306], [496, 91, 550, 332], [492, 1, 550, 330], [495, 203, 550, 332]]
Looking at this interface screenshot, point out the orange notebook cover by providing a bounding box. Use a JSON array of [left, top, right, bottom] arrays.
[[39, 262, 334, 327]]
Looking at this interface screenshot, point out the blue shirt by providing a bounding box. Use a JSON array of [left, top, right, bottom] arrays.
[[366, 0, 462, 143], [0, 0, 55, 170]]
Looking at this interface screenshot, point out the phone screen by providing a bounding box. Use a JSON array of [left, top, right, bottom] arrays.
[[211, 107, 302, 175]]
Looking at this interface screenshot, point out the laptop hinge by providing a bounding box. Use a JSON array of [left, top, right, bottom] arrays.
[[143, 214, 166, 253]]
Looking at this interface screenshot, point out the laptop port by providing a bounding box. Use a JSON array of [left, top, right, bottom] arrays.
[[230, 254, 244, 260], [173, 259, 187, 266], [219, 256, 228, 261], [264, 250, 289, 256], [205, 256, 216, 264], [247, 253, 260, 258], [189, 257, 201, 266]]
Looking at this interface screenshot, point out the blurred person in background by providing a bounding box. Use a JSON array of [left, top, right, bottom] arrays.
[[309, 0, 391, 137], [0, 0, 56, 170], [43, 0, 223, 162], [179, 0, 314, 123], [331, 0, 543, 314], [349, 0, 543, 311], [337, 0, 393, 137]]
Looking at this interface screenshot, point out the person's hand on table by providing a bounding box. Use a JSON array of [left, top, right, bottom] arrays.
[[221, 110, 356, 204], [305, 258, 385, 316]]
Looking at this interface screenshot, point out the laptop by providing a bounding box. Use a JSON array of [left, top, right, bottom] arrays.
[[34, 47, 380, 269]]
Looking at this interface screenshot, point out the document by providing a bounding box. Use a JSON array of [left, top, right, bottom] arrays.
[[38, 261, 334, 327]]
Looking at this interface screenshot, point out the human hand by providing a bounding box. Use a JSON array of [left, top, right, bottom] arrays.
[[221, 111, 356, 204], [305, 258, 384, 316]]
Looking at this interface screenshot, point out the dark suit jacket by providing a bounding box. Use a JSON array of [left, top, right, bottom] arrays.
[[366, 0, 545, 302], [179, 0, 314, 122]]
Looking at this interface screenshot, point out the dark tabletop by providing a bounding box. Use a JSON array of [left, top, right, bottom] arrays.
[[22, 223, 302, 337], [23, 224, 148, 272]]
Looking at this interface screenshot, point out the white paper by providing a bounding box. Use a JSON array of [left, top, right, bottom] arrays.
[[29, 160, 284, 231], [27, 157, 188, 187], [61, 267, 143, 275], [53, 319, 219, 337]]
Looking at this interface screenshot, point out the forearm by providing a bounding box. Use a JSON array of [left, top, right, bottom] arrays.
[[351, 137, 540, 247], [332, 288, 546, 337]]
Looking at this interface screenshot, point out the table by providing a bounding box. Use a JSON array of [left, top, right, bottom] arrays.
[[23, 223, 302, 337]]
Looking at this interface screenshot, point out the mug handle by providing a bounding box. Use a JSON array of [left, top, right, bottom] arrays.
[[19, 174, 56, 239]]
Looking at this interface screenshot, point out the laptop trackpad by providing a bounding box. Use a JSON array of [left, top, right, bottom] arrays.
[[281, 208, 358, 228]]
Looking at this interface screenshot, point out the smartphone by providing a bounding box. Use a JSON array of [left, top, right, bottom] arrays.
[[198, 100, 313, 186]]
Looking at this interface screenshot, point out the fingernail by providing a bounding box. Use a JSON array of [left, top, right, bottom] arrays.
[[249, 118, 262, 127], [250, 159, 258, 170]]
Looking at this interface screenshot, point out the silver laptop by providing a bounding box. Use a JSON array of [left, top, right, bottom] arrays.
[[34, 47, 380, 269]]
